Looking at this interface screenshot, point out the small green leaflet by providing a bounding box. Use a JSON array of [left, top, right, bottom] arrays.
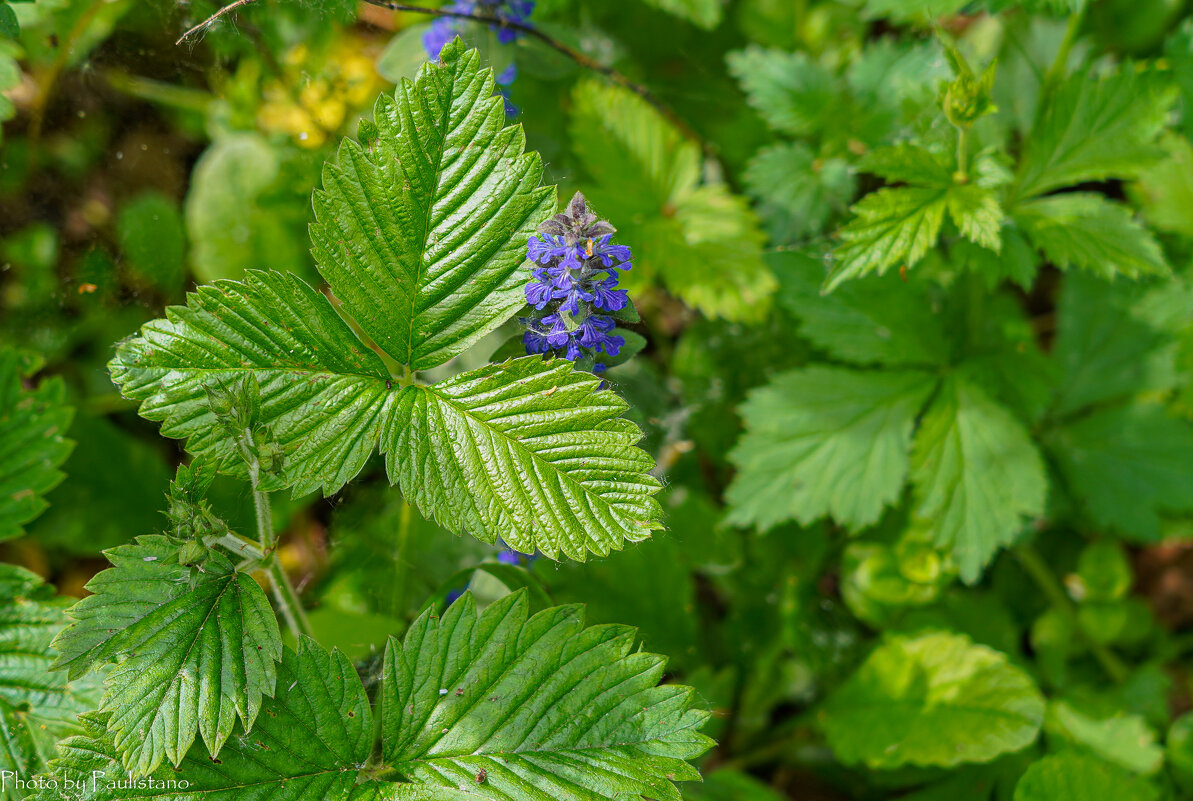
[[1013, 752, 1160, 801], [1011, 66, 1175, 202], [310, 42, 552, 371], [910, 376, 1047, 583], [0, 564, 101, 801], [821, 631, 1045, 768], [726, 366, 937, 531], [0, 347, 74, 542], [33, 593, 712, 801], [110, 43, 664, 559], [51, 536, 282, 777]]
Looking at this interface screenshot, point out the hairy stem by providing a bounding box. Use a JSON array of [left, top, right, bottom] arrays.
[[1015, 544, 1130, 683]]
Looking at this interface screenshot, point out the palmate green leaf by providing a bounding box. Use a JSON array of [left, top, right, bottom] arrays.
[[0, 564, 101, 801], [0, 348, 74, 542], [726, 366, 937, 532], [910, 376, 1047, 583], [1014, 194, 1169, 280], [821, 631, 1045, 769], [381, 591, 712, 801], [1012, 66, 1175, 202], [50, 536, 283, 777], [32, 638, 379, 801], [775, 251, 951, 367], [309, 40, 552, 371], [1013, 753, 1160, 801], [1045, 402, 1193, 541], [382, 357, 662, 561]]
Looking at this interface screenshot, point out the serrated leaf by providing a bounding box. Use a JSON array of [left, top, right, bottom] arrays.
[[726, 46, 836, 137], [640, 0, 722, 28], [1013, 752, 1159, 801], [946, 183, 1003, 252], [1133, 133, 1193, 237], [109, 269, 394, 497], [310, 40, 553, 371], [1014, 194, 1169, 280], [726, 366, 937, 531], [826, 186, 948, 291], [775, 250, 951, 367], [859, 143, 954, 186], [382, 357, 663, 561], [381, 591, 713, 801], [744, 144, 855, 238], [1045, 402, 1193, 541], [821, 631, 1045, 768], [0, 347, 74, 542], [0, 564, 101, 801], [51, 536, 283, 777], [911, 376, 1047, 582], [33, 638, 377, 801], [1013, 66, 1175, 201]]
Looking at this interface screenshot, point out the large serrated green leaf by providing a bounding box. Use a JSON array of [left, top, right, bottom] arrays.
[[910, 376, 1047, 583], [0, 348, 74, 542], [825, 186, 949, 291], [382, 357, 663, 561], [310, 39, 553, 371], [726, 366, 938, 532], [381, 591, 713, 801], [0, 564, 101, 801], [32, 638, 377, 801], [50, 536, 282, 777], [821, 631, 1045, 769], [109, 269, 393, 497]]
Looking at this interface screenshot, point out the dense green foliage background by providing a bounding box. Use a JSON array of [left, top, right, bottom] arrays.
[[5, 0, 1193, 798]]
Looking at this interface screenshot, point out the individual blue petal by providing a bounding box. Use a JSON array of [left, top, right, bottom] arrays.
[[591, 274, 628, 311], [496, 549, 521, 565], [525, 279, 554, 309], [496, 63, 518, 86], [523, 329, 551, 354], [599, 332, 625, 357], [565, 337, 582, 361], [422, 18, 460, 60], [543, 313, 571, 348]]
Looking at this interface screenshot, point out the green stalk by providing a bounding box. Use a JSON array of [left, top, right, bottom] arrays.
[[1041, 6, 1088, 102], [1015, 545, 1129, 683]]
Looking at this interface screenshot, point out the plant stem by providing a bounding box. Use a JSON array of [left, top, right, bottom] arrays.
[[1015, 545, 1130, 683], [252, 485, 275, 554], [269, 559, 313, 641], [1041, 6, 1087, 101], [955, 125, 970, 183]]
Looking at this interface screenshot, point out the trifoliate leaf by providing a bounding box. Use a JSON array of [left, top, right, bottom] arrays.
[[1012, 66, 1175, 201], [640, 0, 722, 29], [109, 269, 395, 496], [0, 347, 74, 542], [910, 376, 1047, 582], [383, 356, 662, 561], [1045, 402, 1193, 541], [726, 366, 937, 531], [726, 46, 836, 137], [0, 564, 101, 799], [1013, 752, 1160, 801], [775, 250, 951, 367], [310, 40, 553, 371], [381, 591, 713, 800], [821, 631, 1045, 768], [570, 81, 775, 321], [51, 536, 283, 777], [1014, 194, 1169, 280], [33, 638, 378, 801], [826, 186, 948, 291], [1045, 700, 1163, 775]]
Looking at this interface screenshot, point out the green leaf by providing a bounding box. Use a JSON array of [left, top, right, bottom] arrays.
[[1013, 66, 1175, 201], [1013, 753, 1159, 801], [1014, 194, 1169, 280], [51, 535, 283, 776], [775, 250, 951, 367], [826, 186, 948, 291], [683, 769, 788, 801], [859, 143, 955, 186], [0, 347, 74, 542], [117, 191, 186, 294], [34, 638, 378, 801], [0, 564, 101, 800], [109, 269, 394, 497], [910, 376, 1047, 582], [862, 0, 968, 22], [0, 3, 18, 39], [640, 0, 722, 28], [381, 591, 713, 800], [382, 357, 663, 561], [1133, 133, 1193, 238], [821, 631, 1045, 768], [1045, 402, 1193, 540], [726, 366, 937, 531], [726, 47, 836, 136], [310, 40, 553, 371], [1045, 700, 1163, 775], [946, 183, 1003, 252], [743, 144, 855, 238]]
